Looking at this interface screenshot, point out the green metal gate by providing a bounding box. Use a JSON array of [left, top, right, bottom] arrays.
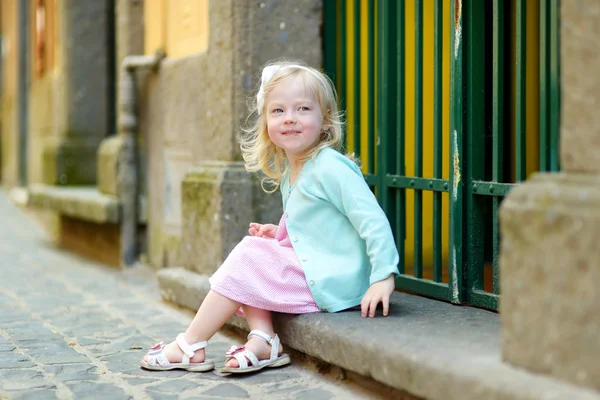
[[323, 0, 560, 310]]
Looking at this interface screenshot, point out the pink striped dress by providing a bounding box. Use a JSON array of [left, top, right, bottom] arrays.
[[209, 214, 321, 316]]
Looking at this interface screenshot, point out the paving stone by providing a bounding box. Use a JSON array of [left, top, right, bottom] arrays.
[[231, 370, 299, 385], [0, 368, 40, 381], [66, 382, 132, 400], [101, 351, 149, 373], [0, 294, 14, 304], [0, 312, 34, 325], [146, 379, 203, 393], [11, 389, 60, 400], [102, 334, 154, 353], [202, 383, 250, 398], [124, 376, 162, 386], [145, 391, 178, 400], [263, 383, 310, 396], [0, 344, 16, 352], [0, 374, 56, 392], [44, 363, 100, 382], [293, 388, 336, 400], [0, 353, 36, 369], [20, 340, 70, 352], [77, 337, 110, 346], [120, 366, 190, 379]]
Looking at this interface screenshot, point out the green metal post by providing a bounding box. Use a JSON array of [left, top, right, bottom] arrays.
[[549, 0, 560, 171], [414, 0, 423, 278], [539, 0, 549, 172], [465, 0, 486, 302], [492, 0, 505, 296], [368, 0, 375, 174], [515, 0, 527, 181], [339, 0, 347, 116], [433, 0, 443, 283], [395, 0, 406, 274], [449, 0, 464, 304], [322, 0, 338, 83], [353, 0, 361, 158]]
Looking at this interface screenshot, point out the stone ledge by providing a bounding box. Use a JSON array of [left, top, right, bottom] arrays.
[[157, 267, 600, 400], [28, 184, 120, 224], [26, 184, 147, 224]]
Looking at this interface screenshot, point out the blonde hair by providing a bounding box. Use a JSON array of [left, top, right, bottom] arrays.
[[239, 60, 346, 192]]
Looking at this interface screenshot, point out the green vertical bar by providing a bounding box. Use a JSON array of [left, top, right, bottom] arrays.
[[396, 0, 406, 275], [465, 0, 486, 298], [353, 0, 361, 159], [377, 0, 390, 209], [368, 0, 375, 174], [322, 0, 338, 83], [492, 0, 505, 295], [414, 0, 423, 279], [549, 0, 560, 172], [515, 0, 527, 182], [378, 0, 397, 272], [339, 0, 347, 116], [539, 0, 549, 172], [433, 0, 443, 283], [449, 0, 464, 303]]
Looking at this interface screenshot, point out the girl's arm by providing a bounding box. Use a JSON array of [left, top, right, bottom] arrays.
[[316, 155, 400, 316], [248, 223, 278, 238]]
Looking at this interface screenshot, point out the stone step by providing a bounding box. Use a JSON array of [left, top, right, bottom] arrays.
[[157, 266, 600, 400]]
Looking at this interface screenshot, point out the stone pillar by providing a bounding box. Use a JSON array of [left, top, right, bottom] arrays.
[[42, 0, 113, 185], [499, 0, 600, 392], [180, 162, 282, 275], [97, 0, 144, 197]]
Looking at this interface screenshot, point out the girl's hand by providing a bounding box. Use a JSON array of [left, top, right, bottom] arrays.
[[360, 274, 396, 318], [248, 223, 278, 238]]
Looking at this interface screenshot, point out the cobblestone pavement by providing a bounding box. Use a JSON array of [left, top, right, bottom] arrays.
[[0, 190, 370, 400]]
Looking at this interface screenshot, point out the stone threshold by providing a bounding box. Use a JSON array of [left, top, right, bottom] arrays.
[[157, 267, 600, 400], [26, 184, 146, 224]]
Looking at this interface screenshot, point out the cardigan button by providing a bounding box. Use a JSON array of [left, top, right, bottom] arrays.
[[309, 280, 314, 285], [301, 257, 307, 262], [292, 237, 299, 242]]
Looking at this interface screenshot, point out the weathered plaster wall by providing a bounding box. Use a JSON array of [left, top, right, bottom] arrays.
[[144, 0, 323, 268], [560, 0, 600, 173]]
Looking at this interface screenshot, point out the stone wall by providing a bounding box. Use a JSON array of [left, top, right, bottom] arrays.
[[499, 0, 600, 393]]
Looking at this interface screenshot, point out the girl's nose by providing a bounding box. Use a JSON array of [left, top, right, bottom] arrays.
[[284, 111, 296, 124]]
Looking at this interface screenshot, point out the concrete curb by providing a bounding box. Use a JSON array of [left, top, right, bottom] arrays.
[[157, 267, 600, 400]]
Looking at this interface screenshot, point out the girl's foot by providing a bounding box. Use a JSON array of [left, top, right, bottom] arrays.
[[141, 340, 206, 365], [224, 336, 284, 368], [139, 333, 214, 372]]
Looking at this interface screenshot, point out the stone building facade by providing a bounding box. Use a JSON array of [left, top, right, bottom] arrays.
[[1, 0, 599, 398]]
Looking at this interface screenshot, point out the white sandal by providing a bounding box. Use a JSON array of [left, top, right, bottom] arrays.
[[220, 330, 291, 374], [140, 333, 215, 372]]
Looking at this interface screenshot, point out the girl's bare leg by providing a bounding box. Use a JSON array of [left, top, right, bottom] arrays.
[[142, 290, 240, 363], [224, 306, 283, 368]]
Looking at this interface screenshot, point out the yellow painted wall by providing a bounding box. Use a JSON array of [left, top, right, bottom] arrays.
[[144, 0, 209, 58], [1, 0, 19, 185]]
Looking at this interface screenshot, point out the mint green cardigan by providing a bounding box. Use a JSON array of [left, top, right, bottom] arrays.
[[280, 147, 400, 312]]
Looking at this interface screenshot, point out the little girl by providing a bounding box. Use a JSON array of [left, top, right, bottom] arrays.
[[140, 61, 400, 374]]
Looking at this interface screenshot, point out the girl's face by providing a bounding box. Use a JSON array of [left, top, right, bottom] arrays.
[[265, 75, 324, 162]]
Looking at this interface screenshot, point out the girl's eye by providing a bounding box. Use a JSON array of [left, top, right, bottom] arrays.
[[299, 106, 310, 111], [272, 108, 283, 114]]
